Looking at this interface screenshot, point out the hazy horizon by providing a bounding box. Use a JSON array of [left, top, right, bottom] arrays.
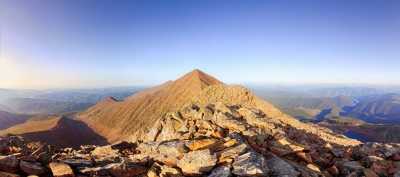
[[1, 0, 399, 89]]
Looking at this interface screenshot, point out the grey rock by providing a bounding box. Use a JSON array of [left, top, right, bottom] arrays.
[[208, 164, 231, 177], [266, 154, 300, 177], [232, 151, 269, 176]]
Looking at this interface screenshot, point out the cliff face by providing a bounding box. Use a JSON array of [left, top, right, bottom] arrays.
[[1, 103, 400, 177]]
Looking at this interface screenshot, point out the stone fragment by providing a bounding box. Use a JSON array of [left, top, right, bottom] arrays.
[[61, 158, 93, 168], [49, 162, 75, 177], [266, 155, 300, 177], [232, 151, 269, 176], [361, 156, 384, 168], [340, 161, 365, 175], [104, 162, 147, 177], [177, 149, 217, 175], [185, 138, 222, 151], [213, 112, 247, 132], [208, 164, 231, 177], [307, 164, 321, 172], [79, 166, 108, 176], [327, 165, 339, 176], [217, 143, 248, 163], [159, 165, 183, 177], [154, 141, 188, 166], [91, 145, 120, 164]]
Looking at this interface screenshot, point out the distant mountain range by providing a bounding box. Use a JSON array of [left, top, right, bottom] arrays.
[[344, 94, 400, 123], [0, 87, 142, 115], [254, 87, 400, 142]]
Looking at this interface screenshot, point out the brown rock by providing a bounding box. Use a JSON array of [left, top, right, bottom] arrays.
[[363, 169, 379, 177], [266, 154, 300, 177], [327, 165, 339, 176], [91, 145, 119, 164], [159, 165, 183, 177], [217, 143, 248, 163], [154, 141, 188, 166], [49, 162, 75, 177], [392, 153, 400, 161], [0, 171, 20, 177], [104, 162, 147, 177], [185, 138, 221, 151], [296, 152, 313, 163]]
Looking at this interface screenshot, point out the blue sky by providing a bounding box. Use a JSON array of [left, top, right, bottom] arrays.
[[1, 0, 399, 89]]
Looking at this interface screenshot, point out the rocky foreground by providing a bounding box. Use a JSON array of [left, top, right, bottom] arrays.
[[1, 102, 400, 177]]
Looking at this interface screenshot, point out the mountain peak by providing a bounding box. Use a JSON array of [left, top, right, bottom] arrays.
[[177, 69, 223, 86]]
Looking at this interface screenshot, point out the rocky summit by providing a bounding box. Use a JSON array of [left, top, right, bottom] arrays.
[[2, 102, 400, 177]]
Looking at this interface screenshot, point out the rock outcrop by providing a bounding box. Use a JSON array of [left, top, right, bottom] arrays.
[[1, 102, 400, 176]]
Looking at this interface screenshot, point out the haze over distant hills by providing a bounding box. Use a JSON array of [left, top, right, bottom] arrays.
[[0, 87, 142, 115]]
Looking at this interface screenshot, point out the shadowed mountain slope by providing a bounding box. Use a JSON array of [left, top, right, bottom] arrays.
[[345, 93, 400, 123], [0, 116, 107, 148], [0, 111, 30, 130]]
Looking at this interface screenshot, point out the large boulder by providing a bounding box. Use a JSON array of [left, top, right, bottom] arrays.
[[177, 149, 217, 175]]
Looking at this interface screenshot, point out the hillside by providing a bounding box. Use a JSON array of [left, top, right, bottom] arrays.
[[344, 93, 400, 123], [0, 116, 107, 148], [0, 111, 29, 130]]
